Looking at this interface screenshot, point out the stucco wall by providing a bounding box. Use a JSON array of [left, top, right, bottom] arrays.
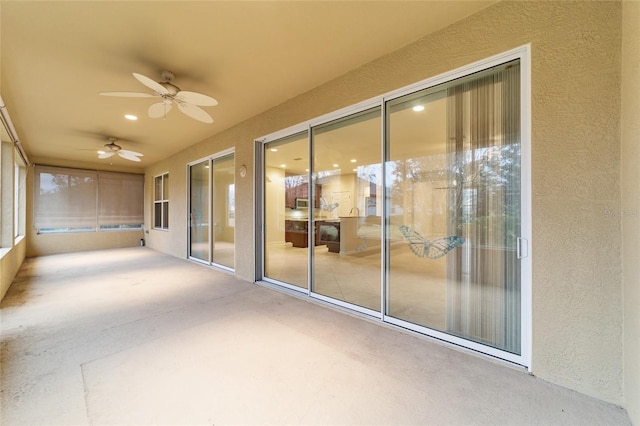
[[0, 236, 26, 301], [621, 1, 640, 424], [144, 1, 624, 406]]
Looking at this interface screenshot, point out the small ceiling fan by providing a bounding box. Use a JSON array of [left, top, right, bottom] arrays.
[[100, 71, 218, 123], [98, 138, 143, 162]]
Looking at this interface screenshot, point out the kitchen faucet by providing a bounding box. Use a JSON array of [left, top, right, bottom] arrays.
[[349, 207, 360, 217]]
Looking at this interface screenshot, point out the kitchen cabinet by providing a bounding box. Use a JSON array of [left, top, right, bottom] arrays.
[[285, 220, 309, 248], [285, 219, 336, 249], [285, 183, 322, 209], [316, 220, 340, 253]]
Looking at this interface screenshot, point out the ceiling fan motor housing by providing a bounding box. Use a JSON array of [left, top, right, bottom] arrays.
[[160, 71, 180, 95], [106, 139, 121, 151], [159, 81, 180, 96]]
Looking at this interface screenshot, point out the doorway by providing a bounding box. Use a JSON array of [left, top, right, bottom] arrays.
[[188, 151, 235, 271]]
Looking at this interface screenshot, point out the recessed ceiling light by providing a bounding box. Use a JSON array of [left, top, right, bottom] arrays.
[[350, 159, 357, 163], [97, 150, 105, 154], [270, 148, 278, 152], [124, 114, 138, 120], [333, 164, 339, 167], [280, 164, 286, 168], [412, 105, 425, 112]]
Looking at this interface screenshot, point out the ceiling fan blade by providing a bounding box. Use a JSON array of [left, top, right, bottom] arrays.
[[98, 151, 115, 159], [119, 149, 143, 157], [148, 102, 172, 119], [133, 72, 169, 95], [175, 91, 218, 106], [118, 151, 142, 162], [177, 102, 214, 123], [99, 91, 156, 98]]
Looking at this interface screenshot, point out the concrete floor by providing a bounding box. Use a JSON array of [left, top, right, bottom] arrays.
[[0, 247, 631, 425]]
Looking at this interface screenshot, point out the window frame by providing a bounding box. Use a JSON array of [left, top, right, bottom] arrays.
[[153, 172, 169, 230], [14, 153, 26, 239]]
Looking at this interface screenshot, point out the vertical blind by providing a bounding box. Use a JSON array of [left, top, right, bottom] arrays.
[[34, 165, 143, 231], [445, 60, 521, 354]]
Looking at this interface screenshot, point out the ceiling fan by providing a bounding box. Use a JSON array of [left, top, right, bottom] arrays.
[[100, 71, 218, 123], [98, 138, 143, 162]]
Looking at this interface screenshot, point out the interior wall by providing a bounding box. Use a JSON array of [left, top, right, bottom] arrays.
[[143, 1, 625, 407], [265, 167, 285, 244], [621, 1, 640, 423], [213, 171, 235, 243]]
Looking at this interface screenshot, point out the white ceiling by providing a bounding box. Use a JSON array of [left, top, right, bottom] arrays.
[[1, 1, 494, 172]]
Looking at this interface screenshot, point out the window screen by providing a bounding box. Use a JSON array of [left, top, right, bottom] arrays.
[[34, 165, 143, 232]]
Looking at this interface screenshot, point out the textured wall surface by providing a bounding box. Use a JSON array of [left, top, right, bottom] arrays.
[[144, 1, 625, 406], [621, 1, 640, 424], [0, 237, 25, 301]]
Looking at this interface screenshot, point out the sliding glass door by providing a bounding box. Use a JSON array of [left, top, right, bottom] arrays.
[[311, 108, 382, 312], [188, 151, 235, 270], [263, 132, 309, 290], [386, 61, 522, 354], [211, 153, 235, 269], [189, 160, 209, 262], [259, 52, 528, 362]]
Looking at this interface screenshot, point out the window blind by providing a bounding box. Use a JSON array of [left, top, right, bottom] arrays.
[[98, 171, 144, 227], [34, 165, 143, 231]]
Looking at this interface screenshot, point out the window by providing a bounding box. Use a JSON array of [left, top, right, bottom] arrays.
[[33, 165, 143, 233], [154, 173, 169, 230], [14, 154, 26, 238], [98, 171, 144, 230]]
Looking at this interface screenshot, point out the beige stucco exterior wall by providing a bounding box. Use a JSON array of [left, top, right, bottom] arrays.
[[0, 237, 25, 301], [622, 1, 640, 424], [144, 1, 626, 407]]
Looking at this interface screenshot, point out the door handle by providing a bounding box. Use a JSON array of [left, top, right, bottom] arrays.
[[517, 237, 528, 259]]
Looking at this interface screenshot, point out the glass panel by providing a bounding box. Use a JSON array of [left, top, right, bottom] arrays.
[[34, 167, 97, 229], [211, 154, 235, 268], [162, 174, 169, 200], [162, 201, 169, 229], [386, 60, 521, 354], [155, 176, 162, 201], [312, 108, 382, 311], [15, 163, 19, 237], [154, 203, 162, 228], [264, 132, 309, 289], [98, 172, 144, 227], [189, 161, 210, 262]]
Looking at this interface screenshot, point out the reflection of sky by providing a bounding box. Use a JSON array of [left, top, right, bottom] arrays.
[[228, 184, 235, 212], [40, 173, 95, 194], [40, 173, 62, 194]]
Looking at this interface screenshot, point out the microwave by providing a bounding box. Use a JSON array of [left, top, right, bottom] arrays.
[[295, 198, 309, 209]]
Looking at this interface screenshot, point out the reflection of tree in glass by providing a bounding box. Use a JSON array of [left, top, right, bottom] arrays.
[[449, 143, 521, 245], [41, 173, 94, 194], [284, 174, 308, 189]]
